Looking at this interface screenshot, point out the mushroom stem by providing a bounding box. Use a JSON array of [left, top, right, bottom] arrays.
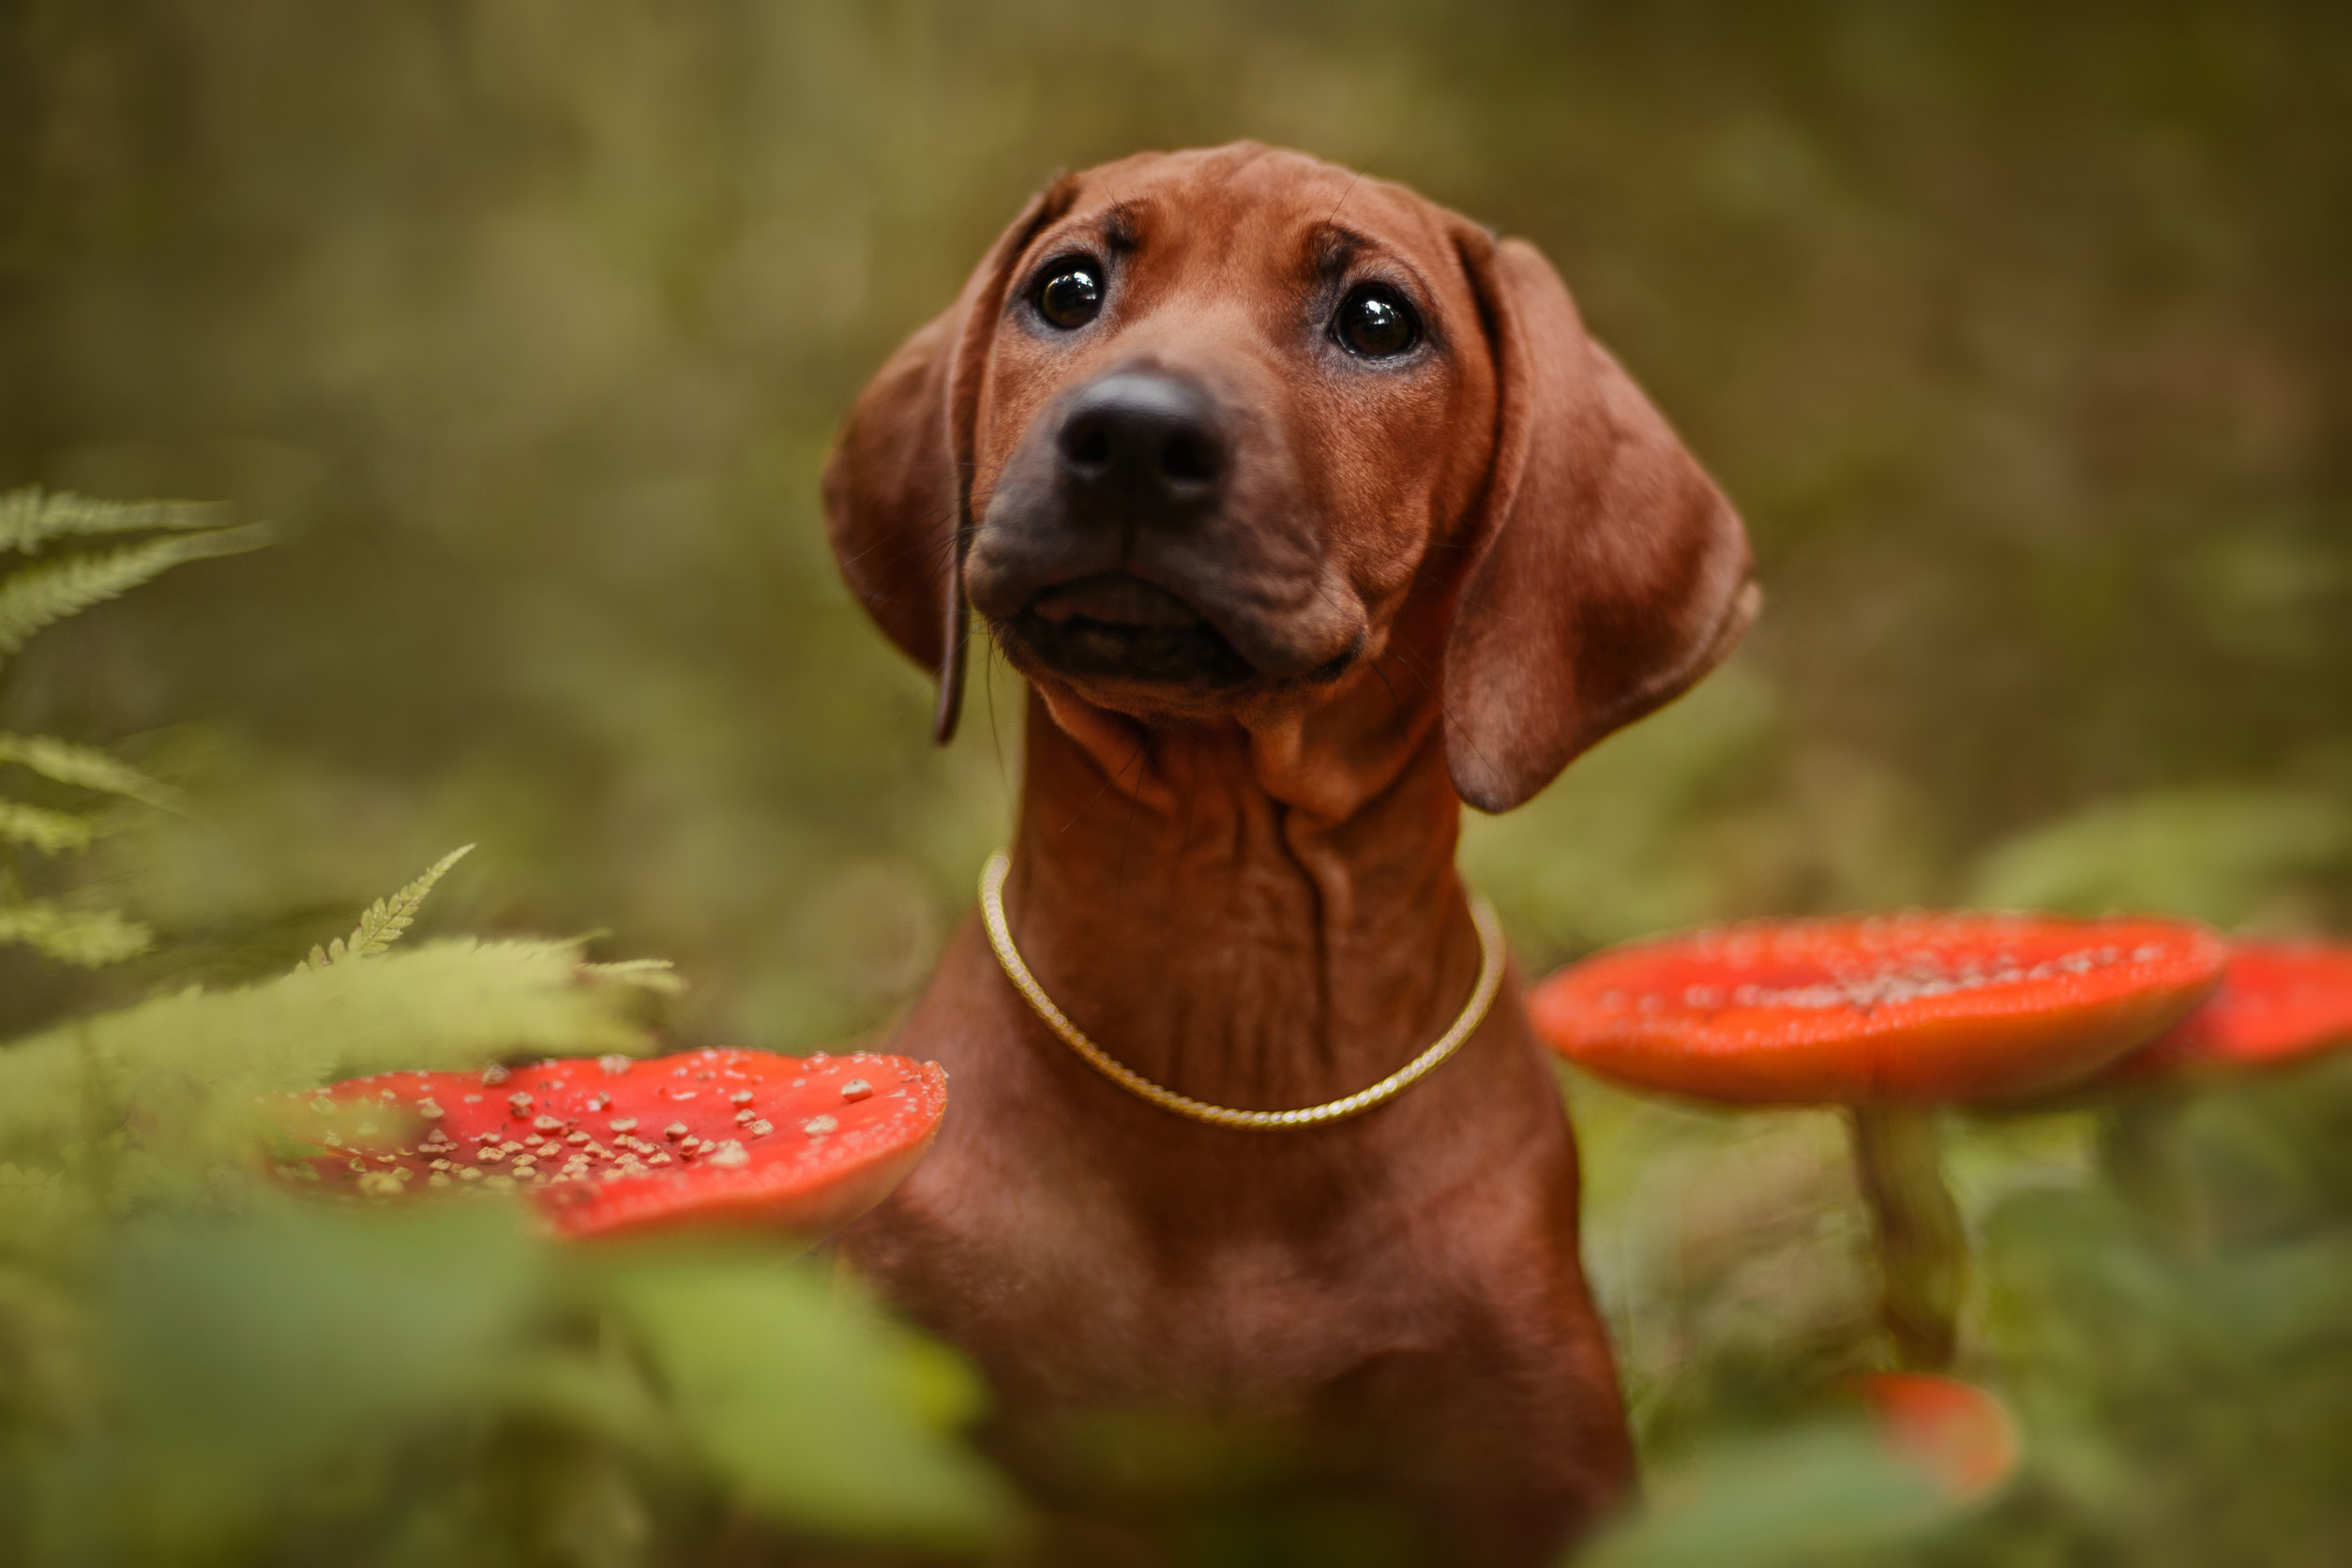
[[2099, 1084, 2197, 1243], [1847, 1104, 1966, 1370]]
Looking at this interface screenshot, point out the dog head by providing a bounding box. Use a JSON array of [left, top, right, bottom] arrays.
[[823, 143, 1756, 811]]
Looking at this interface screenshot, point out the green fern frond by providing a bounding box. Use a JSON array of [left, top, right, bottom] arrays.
[[0, 486, 224, 554], [0, 732, 186, 812], [0, 800, 97, 854], [0, 936, 648, 1161], [577, 957, 686, 994], [304, 844, 475, 970], [0, 901, 152, 967], [0, 524, 271, 663]]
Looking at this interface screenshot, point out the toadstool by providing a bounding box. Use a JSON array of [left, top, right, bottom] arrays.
[[1857, 1371, 2019, 1502], [2089, 938, 2352, 1233], [2111, 938, 2352, 1079], [277, 1047, 946, 1244], [1529, 912, 2225, 1367]]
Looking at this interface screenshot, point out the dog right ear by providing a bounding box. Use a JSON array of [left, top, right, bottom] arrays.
[[1440, 229, 1758, 813], [822, 180, 1078, 744]]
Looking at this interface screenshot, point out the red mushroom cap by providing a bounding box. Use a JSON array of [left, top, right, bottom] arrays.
[[1858, 1372, 2019, 1501], [2114, 939, 2352, 1078], [279, 1047, 945, 1243], [1529, 913, 2226, 1105]]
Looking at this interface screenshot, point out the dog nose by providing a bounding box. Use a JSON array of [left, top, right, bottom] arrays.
[[1054, 373, 1225, 511]]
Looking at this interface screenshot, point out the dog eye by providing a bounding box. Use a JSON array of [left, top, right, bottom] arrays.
[[1334, 285, 1419, 358], [1035, 263, 1105, 330]]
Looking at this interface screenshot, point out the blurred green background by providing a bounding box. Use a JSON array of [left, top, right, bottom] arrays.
[[3, 2, 2349, 1563], [7, 0, 2346, 1045]]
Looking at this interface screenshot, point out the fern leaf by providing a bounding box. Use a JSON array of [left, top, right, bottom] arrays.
[[0, 486, 224, 554], [0, 732, 186, 812], [0, 936, 651, 1161], [0, 524, 271, 661], [303, 844, 475, 971], [578, 957, 686, 994], [0, 800, 97, 853], [0, 900, 152, 966]]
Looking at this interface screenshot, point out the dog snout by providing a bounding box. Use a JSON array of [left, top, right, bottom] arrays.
[[1054, 373, 1225, 519], [969, 360, 1366, 694]]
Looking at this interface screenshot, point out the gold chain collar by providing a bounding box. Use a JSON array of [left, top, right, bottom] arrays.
[[977, 850, 1505, 1131]]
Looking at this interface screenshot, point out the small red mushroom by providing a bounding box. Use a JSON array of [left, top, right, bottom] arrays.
[[2111, 938, 2352, 1079], [1857, 1372, 2019, 1502], [2088, 938, 2352, 1233], [277, 1047, 945, 1244], [1530, 912, 2225, 1367]]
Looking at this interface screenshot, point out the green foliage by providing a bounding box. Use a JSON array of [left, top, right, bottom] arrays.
[[7, 1199, 1013, 1565], [305, 843, 476, 968], [601, 1253, 1011, 1547], [1557, 1060, 2352, 1568], [0, 893, 1014, 1565], [0, 936, 651, 1163], [0, 522, 1011, 1564], [0, 487, 226, 554], [0, 732, 186, 813], [0, 898, 151, 968], [0, 885, 148, 967], [1969, 784, 2351, 928], [576, 958, 687, 995], [0, 490, 265, 970], [1582, 1426, 1954, 1568], [0, 798, 94, 854], [0, 523, 270, 664]]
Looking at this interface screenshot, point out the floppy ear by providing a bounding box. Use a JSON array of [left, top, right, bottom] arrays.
[[822, 181, 1076, 743], [1441, 232, 1759, 813]]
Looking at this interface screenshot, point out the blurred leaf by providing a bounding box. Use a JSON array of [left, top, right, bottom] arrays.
[[1972, 1162, 2352, 1562], [0, 525, 271, 663], [602, 1250, 1016, 1551], [575, 958, 686, 994], [0, 733, 187, 814], [0, 938, 653, 1162], [92, 1199, 541, 1549], [1969, 785, 2348, 927], [0, 901, 152, 967], [0, 488, 228, 554], [0, 799, 97, 853], [490, 1342, 679, 1463], [1581, 1425, 1956, 1568]]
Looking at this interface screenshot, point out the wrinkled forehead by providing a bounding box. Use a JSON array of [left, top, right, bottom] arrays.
[[1018, 147, 1472, 306]]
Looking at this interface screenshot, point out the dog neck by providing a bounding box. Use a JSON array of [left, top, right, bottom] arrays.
[[998, 660, 1485, 1114]]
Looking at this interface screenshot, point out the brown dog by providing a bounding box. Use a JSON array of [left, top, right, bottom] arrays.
[[824, 143, 1755, 1565]]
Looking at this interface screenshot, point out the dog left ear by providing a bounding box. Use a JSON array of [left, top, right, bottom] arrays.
[[1441, 231, 1760, 813], [822, 178, 1078, 743]]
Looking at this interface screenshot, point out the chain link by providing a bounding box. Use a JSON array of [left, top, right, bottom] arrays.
[[978, 850, 1504, 1131]]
